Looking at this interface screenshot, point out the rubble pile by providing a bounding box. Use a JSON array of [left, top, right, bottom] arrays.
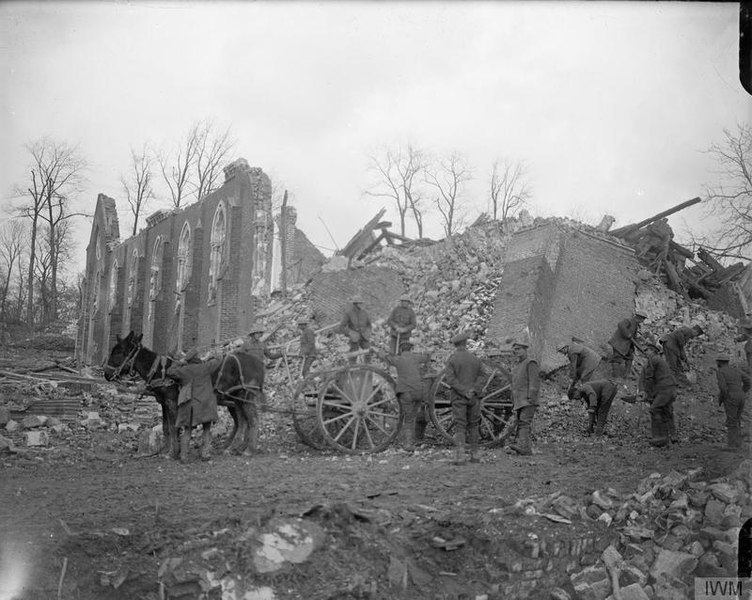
[[514, 462, 749, 599]]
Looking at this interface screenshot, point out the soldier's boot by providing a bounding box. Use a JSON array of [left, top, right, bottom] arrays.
[[414, 419, 427, 444], [510, 426, 532, 456], [728, 425, 741, 450], [402, 422, 415, 451], [200, 426, 213, 460], [453, 432, 467, 465], [179, 429, 191, 463], [586, 412, 596, 436], [649, 414, 668, 447]]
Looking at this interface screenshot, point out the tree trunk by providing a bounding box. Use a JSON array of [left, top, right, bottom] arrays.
[[26, 217, 37, 331]]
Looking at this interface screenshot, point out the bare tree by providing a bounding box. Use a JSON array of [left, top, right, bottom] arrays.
[[158, 129, 198, 209], [489, 158, 531, 223], [0, 221, 28, 322], [700, 124, 752, 261], [193, 120, 236, 201], [13, 137, 86, 328], [425, 152, 473, 238], [366, 143, 427, 238], [121, 145, 156, 235]]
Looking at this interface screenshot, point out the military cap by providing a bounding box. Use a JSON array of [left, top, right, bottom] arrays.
[[451, 332, 471, 344], [399, 294, 412, 303], [716, 354, 732, 362], [351, 295, 364, 304], [634, 310, 648, 319], [511, 339, 529, 348], [557, 344, 569, 354]]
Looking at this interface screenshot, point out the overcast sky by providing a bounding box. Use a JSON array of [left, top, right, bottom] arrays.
[[0, 1, 749, 272]]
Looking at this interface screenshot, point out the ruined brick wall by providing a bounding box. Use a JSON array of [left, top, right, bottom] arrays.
[[309, 267, 405, 327], [79, 159, 275, 364], [543, 229, 641, 372], [485, 223, 641, 372]]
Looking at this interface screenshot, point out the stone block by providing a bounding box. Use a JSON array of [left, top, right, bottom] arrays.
[[619, 564, 647, 587], [571, 565, 611, 600], [5, 419, 19, 433], [22, 415, 46, 429], [0, 434, 17, 454], [137, 426, 164, 456], [550, 588, 572, 600], [709, 483, 740, 504], [46, 417, 62, 427], [721, 503, 742, 528], [24, 430, 49, 447], [0, 406, 10, 425], [695, 552, 726, 577], [704, 499, 725, 526], [610, 583, 650, 600], [651, 574, 688, 600], [649, 549, 697, 582]]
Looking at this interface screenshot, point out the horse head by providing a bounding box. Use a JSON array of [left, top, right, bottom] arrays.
[[104, 331, 143, 381]]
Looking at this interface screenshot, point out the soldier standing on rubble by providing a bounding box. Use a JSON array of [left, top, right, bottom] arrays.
[[660, 324, 703, 380], [507, 338, 540, 456], [298, 318, 317, 376], [241, 327, 281, 363], [570, 379, 617, 437], [379, 341, 429, 451], [444, 332, 482, 465], [166, 348, 222, 463], [608, 310, 647, 378], [557, 337, 602, 395], [638, 340, 677, 448], [735, 321, 752, 374], [387, 294, 417, 354], [340, 295, 372, 363], [715, 354, 750, 452]]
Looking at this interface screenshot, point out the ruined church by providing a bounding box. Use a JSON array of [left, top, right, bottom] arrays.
[[77, 158, 325, 364]]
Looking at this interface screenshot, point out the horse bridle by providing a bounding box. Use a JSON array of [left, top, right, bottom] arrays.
[[109, 339, 143, 381]]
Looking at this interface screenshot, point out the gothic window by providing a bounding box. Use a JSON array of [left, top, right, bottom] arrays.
[[149, 237, 164, 302], [208, 202, 227, 304], [109, 259, 119, 312], [127, 249, 139, 308], [92, 270, 101, 313], [176, 223, 192, 314]]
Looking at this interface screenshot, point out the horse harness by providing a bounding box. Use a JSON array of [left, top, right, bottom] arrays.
[[215, 353, 262, 404]]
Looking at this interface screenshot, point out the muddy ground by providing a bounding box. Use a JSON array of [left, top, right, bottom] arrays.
[[0, 347, 747, 600]]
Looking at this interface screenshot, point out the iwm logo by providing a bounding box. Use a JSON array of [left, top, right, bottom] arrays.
[[694, 578, 750, 599], [694, 520, 752, 599]]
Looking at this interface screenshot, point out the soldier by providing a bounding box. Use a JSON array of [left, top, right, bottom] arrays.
[[608, 310, 647, 378], [507, 338, 540, 456], [660, 324, 703, 379], [380, 341, 429, 450], [638, 341, 677, 447], [444, 332, 482, 464], [387, 294, 417, 354], [557, 336, 602, 395], [166, 348, 222, 462], [734, 320, 752, 374], [241, 326, 272, 362], [715, 354, 750, 452], [340, 295, 372, 363], [298, 318, 317, 376], [570, 379, 617, 437]]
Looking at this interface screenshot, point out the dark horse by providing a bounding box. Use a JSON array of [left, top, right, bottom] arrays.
[[104, 331, 265, 458]]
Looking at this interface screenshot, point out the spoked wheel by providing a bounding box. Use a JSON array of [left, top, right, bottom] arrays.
[[291, 373, 328, 449], [317, 365, 401, 454], [428, 367, 514, 447]]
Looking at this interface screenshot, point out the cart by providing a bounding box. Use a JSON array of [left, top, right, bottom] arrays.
[[289, 351, 402, 454], [426, 352, 515, 447]]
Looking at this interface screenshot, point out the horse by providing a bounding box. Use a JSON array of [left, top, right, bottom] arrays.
[[104, 331, 265, 458]]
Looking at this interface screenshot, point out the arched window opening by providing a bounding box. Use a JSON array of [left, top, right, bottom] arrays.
[[208, 202, 227, 304]]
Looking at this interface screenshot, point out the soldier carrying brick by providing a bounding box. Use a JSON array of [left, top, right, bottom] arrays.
[[339, 295, 372, 363], [607, 310, 647, 378], [386, 294, 417, 354]]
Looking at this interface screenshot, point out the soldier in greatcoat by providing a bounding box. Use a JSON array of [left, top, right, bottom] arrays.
[[715, 354, 750, 452], [638, 341, 677, 447], [734, 320, 752, 374], [608, 310, 647, 378], [557, 337, 602, 395], [380, 341, 429, 450], [386, 295, 418, 354], [167, 348, 222, 462], [570, 379, 617, 437], [340, 295, 372, 363], [444, 332, 482, 464], [298, 318, 318, 376], [507, 338, 540, 456], [660, 324, 703, 379]]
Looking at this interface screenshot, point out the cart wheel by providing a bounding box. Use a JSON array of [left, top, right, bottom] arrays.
[[291, 373, 328, 449], [317, 365, 401, 454], [428, 367, 514, 447]]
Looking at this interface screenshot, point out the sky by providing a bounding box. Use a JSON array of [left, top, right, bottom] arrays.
[[0, 1, 749, 275]]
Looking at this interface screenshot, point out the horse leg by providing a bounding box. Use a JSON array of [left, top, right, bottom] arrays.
[[159, 400, 170, 455], [179, 427, 191, 463], [166, 397, 179, 460], [242, 393, 259, 454], [221, 404, 240, 454]]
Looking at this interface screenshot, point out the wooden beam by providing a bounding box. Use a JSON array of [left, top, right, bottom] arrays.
[[610, 197, 702, 237]]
